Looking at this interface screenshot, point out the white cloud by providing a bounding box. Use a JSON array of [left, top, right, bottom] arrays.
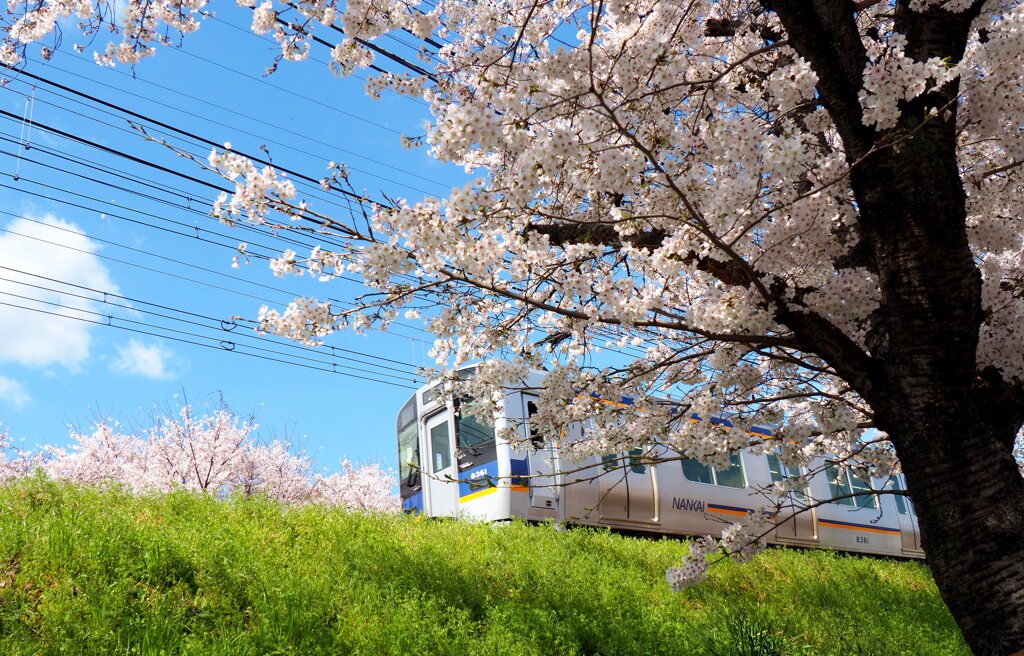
[[0, 214, 120, 371], [0, 376, 30, 409], [111, 339, 174, 380]]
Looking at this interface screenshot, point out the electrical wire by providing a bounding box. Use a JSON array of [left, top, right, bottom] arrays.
[[0, 264, 420, 372], [0, 73, 393, 211], [0, 284, 419, 381], [8, 64, 451, 194], [0, 216, 290, 305], [0, 140, 313, 259], [0, 102, 374, 255], [0, 202, 435, 339], [0, 125, 338, 255], [206, 14, 433, 107], [0, 298, 420, 389]]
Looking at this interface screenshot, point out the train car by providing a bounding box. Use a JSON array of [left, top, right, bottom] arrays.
[[396, 368, 924, 559]]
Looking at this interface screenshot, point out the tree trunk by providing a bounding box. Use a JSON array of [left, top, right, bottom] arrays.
[[842, 67, 1024, 656], [877, 390, 1024, 655], [761, 5, 1024, 653], [844, 102, 1024, 656]]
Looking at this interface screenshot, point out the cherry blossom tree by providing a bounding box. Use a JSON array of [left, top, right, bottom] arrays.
[[144, 404, 255, 494], [45, 420, 150, 488], [314, 459, 400, 511], [4, 0, 1024, 652], [0, 429, 44, 480]]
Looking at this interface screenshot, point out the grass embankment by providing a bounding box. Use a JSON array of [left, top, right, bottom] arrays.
[[0, 478, 966, 656]]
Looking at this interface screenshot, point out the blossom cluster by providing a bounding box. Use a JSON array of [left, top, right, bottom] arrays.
[[665, 536, 718, 591], [859, 32, 959, 130], [208, 147, 298, 225]]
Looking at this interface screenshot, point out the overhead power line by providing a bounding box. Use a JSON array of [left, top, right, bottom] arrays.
[[0, 284, 419, 381], [4, 70, 450, 196], [0, 265, 420, 372], [0, 203, 434, 340], [0, 298, 419, 389], [0, 68, 392, 209], [0, 213, 290, 305], [0, 124, 339, 255]]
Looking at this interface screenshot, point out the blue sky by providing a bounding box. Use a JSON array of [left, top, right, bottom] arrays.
[[0, 6, 468, 472]]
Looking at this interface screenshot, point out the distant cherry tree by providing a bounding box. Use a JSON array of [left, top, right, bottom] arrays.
[[45, 420, 149, 488], [4, 0, 1024, 651], [0, 430, 44, 481], [314, 460, 399, 512]]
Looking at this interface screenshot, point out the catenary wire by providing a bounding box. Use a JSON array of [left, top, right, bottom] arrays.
[[0, 125, 339, 255], [0, 299, 419, 389], [0, 76, 395, 211], [7, 65, 451, 194], [0, 264, 421, 372], [0, 285, 420, 381], [0, 202, 435, 339]]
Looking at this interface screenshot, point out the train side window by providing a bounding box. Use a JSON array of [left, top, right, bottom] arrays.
[[627, 448, 646, 474], [850, 471, 876, 509], [526, 400, 545, 449], [715, 454, 746, 488], [891, 474, 914, 515], [682, 459, 714, 484], [430, 422, 452, 472], [825, 461, 878, 509], [682, 454, 745, 488], [825, 461, 854, 505], [767, 453, 806, 498], [601, 449, 648, 474]]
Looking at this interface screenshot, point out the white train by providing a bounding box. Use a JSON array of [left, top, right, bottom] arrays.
[[397, 368, 924, 558]]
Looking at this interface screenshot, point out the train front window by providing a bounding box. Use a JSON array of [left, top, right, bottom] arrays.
[[397, 398, 419, 488], [456, 400, 495, 449], [430, 421, 452, 472], [398, 423, 419, 485], [682, 454, 745, 488]]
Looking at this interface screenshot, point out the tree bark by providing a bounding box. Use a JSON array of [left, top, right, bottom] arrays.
[[884, 395, 1024, 656]]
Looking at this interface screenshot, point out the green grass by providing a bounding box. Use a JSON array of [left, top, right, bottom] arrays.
[[0, 476, 967, 656]]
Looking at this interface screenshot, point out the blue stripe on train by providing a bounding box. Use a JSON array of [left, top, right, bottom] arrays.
[[402, 490, 423, 514], [459, 460, 500, 498], [690, 414, 775, 437]]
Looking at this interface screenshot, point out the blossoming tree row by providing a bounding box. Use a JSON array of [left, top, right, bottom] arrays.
[[0, 407, 398, 511]]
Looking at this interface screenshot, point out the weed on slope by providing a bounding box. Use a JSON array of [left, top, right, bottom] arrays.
[[0, 477, 966, 655]]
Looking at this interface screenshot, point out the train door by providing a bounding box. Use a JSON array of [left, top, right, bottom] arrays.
[[424, 410, 458, 517], [774, 496, 818, 543], [598, 449, 659, 525], [766, 454, 818, 544], [524, 396, 559, 510], [891, 475, 923, 554], [454, 398, 499, 509]]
